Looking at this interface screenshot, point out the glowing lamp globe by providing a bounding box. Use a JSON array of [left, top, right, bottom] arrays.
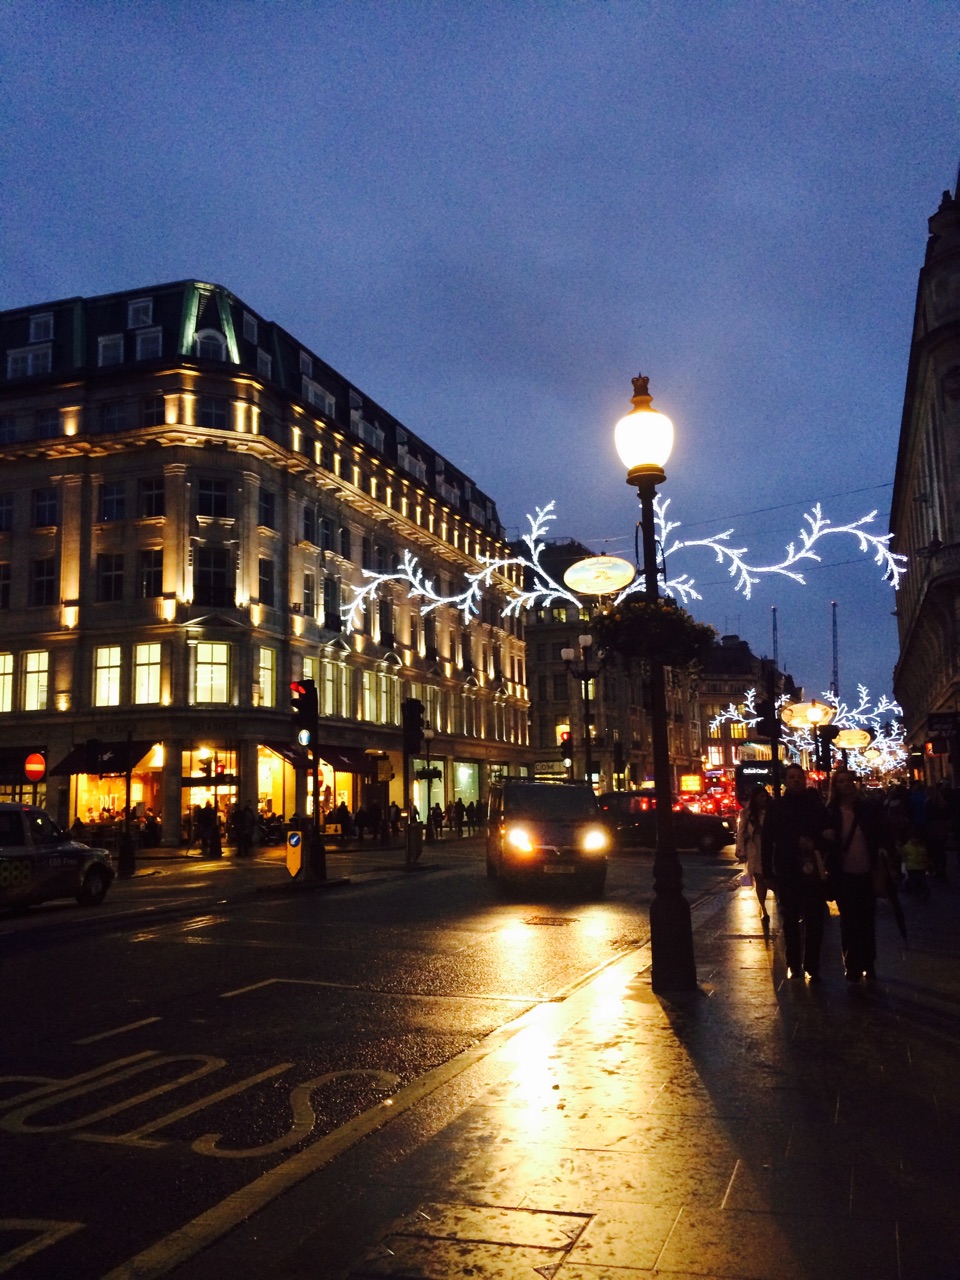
[[614, 375, 674, 487]]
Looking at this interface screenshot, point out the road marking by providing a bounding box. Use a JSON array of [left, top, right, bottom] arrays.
[[74, 1018, 162, 1045], [76, 1063, 294, 1149], [220, 976, 546, 1003], [221, 977, 361, 997], [0, 1053, 158, 1111], [0, 1220, 84, 1275], [2, 1055, 225, 1134]]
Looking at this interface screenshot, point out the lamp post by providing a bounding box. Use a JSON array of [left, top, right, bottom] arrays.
[[614, 374, 697, 993], [423, 725, 436, 840], [560, 634, 600, 787]]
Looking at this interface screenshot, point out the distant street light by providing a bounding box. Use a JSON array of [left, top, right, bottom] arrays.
[[615, 374, 696, 994], [780, 699, 838, 781], [560, 634, 601, 787]]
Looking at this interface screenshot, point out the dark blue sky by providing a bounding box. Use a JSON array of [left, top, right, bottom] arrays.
[[2, 1, 955, 705]]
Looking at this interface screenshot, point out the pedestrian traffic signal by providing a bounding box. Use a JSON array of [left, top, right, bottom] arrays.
[[401, 697, 425, 754], [290, 678, 319, 745], [560, 730, 573, 768], [815, 723, 840, 770]]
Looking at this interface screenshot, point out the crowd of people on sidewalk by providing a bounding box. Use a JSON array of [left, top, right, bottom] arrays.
[[737, 766, 953, 984]]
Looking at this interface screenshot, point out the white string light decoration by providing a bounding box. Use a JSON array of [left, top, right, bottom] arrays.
[[341, 498, 907, 632]]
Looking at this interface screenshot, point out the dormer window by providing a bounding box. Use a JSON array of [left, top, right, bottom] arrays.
[[299, 350, 313, 376], [195, 330, 227, 361], [127, 298, 153, 328], [29, 313, 53, 343], [243, 311, 258, 343], [98, 334, 124, 367]]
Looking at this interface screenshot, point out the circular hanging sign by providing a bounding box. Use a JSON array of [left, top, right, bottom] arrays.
[[563, 556, 636, 597], [24, 752, 46, 781], [833, 728, 872, 750]]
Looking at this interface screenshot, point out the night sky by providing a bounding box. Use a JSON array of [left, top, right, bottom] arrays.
[[3, 2, 955, 707]]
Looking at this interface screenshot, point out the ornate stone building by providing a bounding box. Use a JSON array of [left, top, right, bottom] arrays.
[[890, 175, 960, 778], [0, 281, 529, 842]]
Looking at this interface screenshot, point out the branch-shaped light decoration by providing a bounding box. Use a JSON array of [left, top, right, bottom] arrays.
[[709, 686, 907, 774], [341, 497, 907, 632]]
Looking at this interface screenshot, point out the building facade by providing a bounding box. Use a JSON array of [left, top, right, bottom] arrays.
[[0, 281, 529, 843], [890, 176, 960, 779]]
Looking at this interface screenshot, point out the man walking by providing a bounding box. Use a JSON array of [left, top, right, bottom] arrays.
[[761, 763, 831, 982]]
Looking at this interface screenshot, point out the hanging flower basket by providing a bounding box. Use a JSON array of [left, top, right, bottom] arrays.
[[591, 598, 716, 671]]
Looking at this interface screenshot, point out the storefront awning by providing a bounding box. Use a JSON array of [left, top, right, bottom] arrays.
[[263, 741, 374, 774], [49, 741, 156, 777]]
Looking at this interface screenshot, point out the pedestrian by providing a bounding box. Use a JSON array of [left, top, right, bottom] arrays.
[[736, 785, 771, 921], [900, 826, 931, 894], [431, 802, 444, 838], [335, 801, 352, 842], [389, 801, 401, 836], [825, 767, 888, 982], [455, 796, 466, 837], [236, 803, 256, 857], [368, 800, 382, 841], [465, 800, 477, 834], [354, 805, 368, 841], [761, 763, 831, 983]]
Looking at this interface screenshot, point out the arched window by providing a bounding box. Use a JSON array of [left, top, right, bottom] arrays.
[[194, 329, 227, 361]]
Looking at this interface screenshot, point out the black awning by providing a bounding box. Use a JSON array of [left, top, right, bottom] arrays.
[[263, 741, 374, 775], [49, 740, 156, 777]]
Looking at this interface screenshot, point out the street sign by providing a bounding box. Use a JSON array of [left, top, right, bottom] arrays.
[[285, 829, 302, 877], [23, 752, 46, 782], [927, 712, 959, 735]]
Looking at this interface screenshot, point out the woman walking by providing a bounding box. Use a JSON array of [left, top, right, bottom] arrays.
[[736, 785, 771, 921], [826, 767, 887, 982]]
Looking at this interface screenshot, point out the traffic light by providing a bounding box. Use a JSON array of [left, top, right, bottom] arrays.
[[815, 723, 840, 770], [754, 699, 779, 740], [401, 697, 425, 754], [560, 730, 573, 768], [290, 678, 319, 746], [199, 758, 212, 777]]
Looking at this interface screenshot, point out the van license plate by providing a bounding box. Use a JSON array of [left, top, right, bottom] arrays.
[[543, 864, 576, 874]]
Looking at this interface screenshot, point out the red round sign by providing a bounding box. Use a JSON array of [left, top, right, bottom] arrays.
[[24, 752, 46, 781]]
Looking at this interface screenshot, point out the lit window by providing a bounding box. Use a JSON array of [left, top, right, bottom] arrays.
[[23, 651, 48, 711], [29, 313, 53, 343], [195, 641, 230, 703], [195, 330, 226, 361], [7, 346, 52, 378], [258, 646, 275, 707], [730, 721, 747, 740], [0, 653, 11, 712], [127, 298, 153, 328], [302, 655, 318, 683], [98, 334, 124, 367], [94, 646, 122, 707], [243, 312, 258, 343], [134, 642, 161, 704], [136, 328, 162, 360], [362, 670, 377, 721]]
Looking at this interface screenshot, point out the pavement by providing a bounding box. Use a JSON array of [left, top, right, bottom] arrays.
[[118, 844, 960, 1280]]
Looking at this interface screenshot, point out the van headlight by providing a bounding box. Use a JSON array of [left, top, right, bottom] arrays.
[[505, 825, 535, 854], [581, 827, 609, 854]]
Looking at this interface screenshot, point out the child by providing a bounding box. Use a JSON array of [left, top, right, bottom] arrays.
[[900, 826, 930, 894]]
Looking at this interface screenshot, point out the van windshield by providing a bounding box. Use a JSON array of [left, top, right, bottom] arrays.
[[503, 788, 598, 821]]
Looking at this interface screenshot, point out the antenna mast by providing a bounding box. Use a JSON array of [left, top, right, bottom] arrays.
[[831, 600, 839, 697]]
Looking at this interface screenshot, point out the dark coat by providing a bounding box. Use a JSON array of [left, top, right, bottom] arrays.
[[824, 796, 887, 877], [761, 788, 830, 886]]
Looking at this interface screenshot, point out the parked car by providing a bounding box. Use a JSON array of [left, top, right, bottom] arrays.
[[598, 791, 733, 854], [485, 779, 609, 895], [0, 803, 116, 909]]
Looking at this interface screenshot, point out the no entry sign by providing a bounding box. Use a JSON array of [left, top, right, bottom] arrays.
[[24, 752, 46, 781]]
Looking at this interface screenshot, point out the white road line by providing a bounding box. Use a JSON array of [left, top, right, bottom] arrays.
[[74, 1018, 161, 1045]]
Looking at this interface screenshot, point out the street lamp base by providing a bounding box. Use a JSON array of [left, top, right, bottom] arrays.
[[649, 890, 698, 994]]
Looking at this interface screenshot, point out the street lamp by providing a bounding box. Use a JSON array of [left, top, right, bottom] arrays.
[[780, 699, 838, 782], [423, 724, 436, 840], [560, 634, 600, 787], [615, 374, 696, 993]]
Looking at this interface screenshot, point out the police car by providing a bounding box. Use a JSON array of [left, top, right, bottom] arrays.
[[0, 803, 116, 909]]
